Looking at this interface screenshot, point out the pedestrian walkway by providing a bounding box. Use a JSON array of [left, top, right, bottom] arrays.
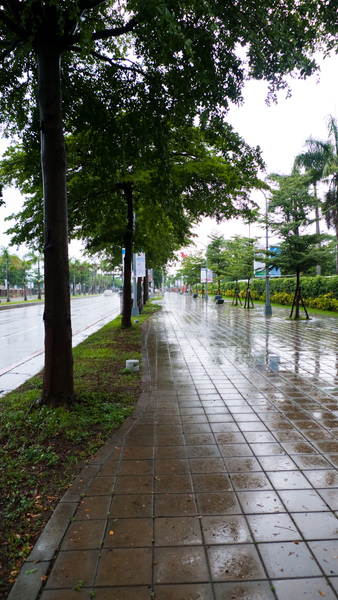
[[9, 294, 338, 599]]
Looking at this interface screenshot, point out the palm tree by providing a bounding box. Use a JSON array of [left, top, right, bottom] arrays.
[[294, 136, 331, 275], [321, 116, 338, 274]]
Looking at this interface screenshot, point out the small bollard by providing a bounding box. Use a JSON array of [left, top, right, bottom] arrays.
[[126, 359, 139, 373]]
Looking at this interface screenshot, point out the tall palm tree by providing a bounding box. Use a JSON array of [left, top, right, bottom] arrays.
[[294, 135, 331, 274], [320, 116, 338, 273]]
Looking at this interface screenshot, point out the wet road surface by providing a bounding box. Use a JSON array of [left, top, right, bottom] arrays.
[[9, 293, 338, 600], [0, 294, 120, 397]]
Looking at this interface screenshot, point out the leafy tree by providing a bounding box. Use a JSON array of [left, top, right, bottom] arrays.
[[178, 252, 206, 290], [0, 0, 325, 406], [206, 234, 227, 294], [222, 236, 255, 306], [266, 171, 329, 319]]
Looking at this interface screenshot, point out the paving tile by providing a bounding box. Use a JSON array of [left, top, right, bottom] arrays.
[[187, 444, 221, 458], [155, 445, 187, 458], [230, 473, 273, 491], [62, 519, 106, 550], [110, 494, 153, 518], [214, 432, 247, 444], [189, 458, 225, 473], [201, 515, 252, 544], [278, 489, 328, 512], [118, 459, 154, 476], [258, 541, 322, 578], [85, 477, 116, 495], [154, 546, 209, 583], [317, 488, 338, 510], [155, 494, 197, 517], [41, 591, 93, 600], [247, 513, 300, 542], [192, 473, 232, 492], [308, 540, 338, 576], [224, 457, 262, 473], [213, 581, 275, 600], [155, 474, 193, 493], [154, 516, 202, 545], [185, 433, 216, 445], [115, 474, 154, 494], [75, 496, 111, 521], [267, 470, 313, 490], [272, 578, 338, 600], [103, 517, 153, 547], [257, 456, 298, 471], [207, 544, 266, 581], [45, 550, 98, 589], [96, 547, 152, 586], [237, 490, 285, 514], [304, 469, 338, 488], [95, 460, 120, 477], [291, 511, 338, 540], [196, 492, 241, 515], [155, 459, 190, 474], [153, 583, 213, 599], [218, 443, 254, 457], [249, 443, 285, 456], [124, 435, 155, 447], [91, 587, 151, 600]]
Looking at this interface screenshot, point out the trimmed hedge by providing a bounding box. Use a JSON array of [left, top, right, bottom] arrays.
[[195, 276, 338, 311]]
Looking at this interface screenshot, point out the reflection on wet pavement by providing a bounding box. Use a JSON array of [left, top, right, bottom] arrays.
[[31, 294, 338, 600], [145, 295, 338, 598]]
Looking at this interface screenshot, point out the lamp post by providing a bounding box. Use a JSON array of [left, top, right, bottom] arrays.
[[195, 240, 208, 301], [262, 191, 272, 317]]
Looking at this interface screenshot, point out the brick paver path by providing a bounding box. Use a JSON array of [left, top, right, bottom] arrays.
[[9, 295, 338, 599]]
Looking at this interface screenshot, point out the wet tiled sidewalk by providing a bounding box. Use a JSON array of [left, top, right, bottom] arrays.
[[10, 295, 338, 599]]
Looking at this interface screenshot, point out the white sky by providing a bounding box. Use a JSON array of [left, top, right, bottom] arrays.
[[193, 51, 338, 250], [1, 51, 338, 260]]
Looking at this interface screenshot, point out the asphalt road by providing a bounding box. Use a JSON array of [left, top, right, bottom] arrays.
[[0, 293, 121, 397]]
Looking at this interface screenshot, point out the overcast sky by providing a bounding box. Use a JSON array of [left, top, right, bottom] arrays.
[[193, 50, 338, 249], [1, 50, 338, 259]]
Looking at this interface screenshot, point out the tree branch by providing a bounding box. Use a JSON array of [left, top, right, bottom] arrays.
[[91, 15, 138, 41], [0, 7, 25, 39], [0, 38, 23, 60], [89, 49, 146, 77]]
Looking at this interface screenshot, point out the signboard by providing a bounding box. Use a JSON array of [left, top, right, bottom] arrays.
[[122, 248, 125, 277], [254, 246, 281, 278], [200, 268, 213, 283], [136, 252, 146, 278]]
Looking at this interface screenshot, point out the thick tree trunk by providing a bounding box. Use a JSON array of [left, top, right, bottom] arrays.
[[122, 184, 133, 328], [37, 47, 74, 407]]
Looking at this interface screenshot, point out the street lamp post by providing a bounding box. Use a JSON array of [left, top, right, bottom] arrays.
[[195, 241, 208, 301], [263, 191, 272, 317]]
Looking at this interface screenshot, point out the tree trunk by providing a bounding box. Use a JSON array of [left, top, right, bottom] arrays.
[[295, 271, 300, 320], [137, 277, 143, 313], [315, 198, 321, 276], [122, 183, 133, 327], [336, 226, 338, 275], [143, 271, 148, 306], [37, 46, 74, 407]]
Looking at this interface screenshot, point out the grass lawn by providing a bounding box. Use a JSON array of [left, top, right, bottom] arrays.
[[0, 302, 160, 598]]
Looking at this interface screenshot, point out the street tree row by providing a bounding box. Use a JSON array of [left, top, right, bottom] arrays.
[[0, 0, 336, 406]]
